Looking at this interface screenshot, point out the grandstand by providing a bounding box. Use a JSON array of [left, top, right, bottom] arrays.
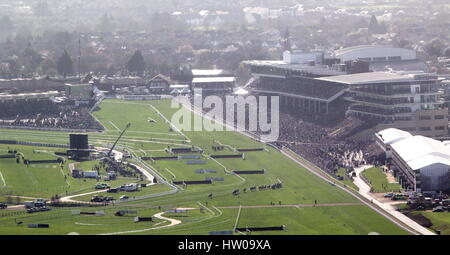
[[0, 91, 60, 103], [0, 77, 64, 92], [0, 96, 102, 131], [192, 77, 236, 92], [318, 71, 448, 137], [242, 58, 348, 119], [251, 76, 347, 115]]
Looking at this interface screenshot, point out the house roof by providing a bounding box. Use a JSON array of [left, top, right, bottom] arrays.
[[149, 74, 171, 83]]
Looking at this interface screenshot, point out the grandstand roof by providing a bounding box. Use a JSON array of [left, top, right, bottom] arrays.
[[192, 69, 227, 76], [376, 128, 412, 145], [380, 128, 450, 170], [243, 60, 345, 76], [192, 77, 236, 83], [316, 71, 437, 85], [0, 91, 60, 101], [334, 45, 414, 56]]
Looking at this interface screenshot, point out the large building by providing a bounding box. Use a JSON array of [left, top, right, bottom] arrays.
[[191, 69, 234, 77], [242, 59, 349, 119], [282, 50, 325, 65], [318, 71, 448, 137], [192, 77, 236, 92], [376, 128, 450, 193], [191, 69, 235, 94], [334, 45, 417, 63], [332, 45, 427, 72]]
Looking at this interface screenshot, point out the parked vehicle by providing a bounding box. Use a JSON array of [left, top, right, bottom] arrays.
[[105, 197, 115, 202], [0, 203, 7, 209], [90, 196, 105, 202], [432, 206, 446, 212], [118, 183, 139, 192], [391, 194, 408, 200], [119, 195, 129, 201], [26, 207, 39, 214], [107, 188, 118, 193], [95, 183, 110, 190], [384, 193, 394, 198], [24, 198, 46, 209]]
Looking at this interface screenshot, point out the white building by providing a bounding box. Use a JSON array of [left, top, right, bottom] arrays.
[[334, 45, 417, 63], [283, 50, 324, 65], [376, 128, 450, 192]]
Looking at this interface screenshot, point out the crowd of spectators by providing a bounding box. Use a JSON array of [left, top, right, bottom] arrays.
[[0, 100, 103, 130], [193, 92, 384, 177], [275, 112, 383, 174], [101, 158, 143, 179]]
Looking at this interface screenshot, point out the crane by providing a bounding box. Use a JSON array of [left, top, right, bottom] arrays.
[[107, 123, 131, 157]]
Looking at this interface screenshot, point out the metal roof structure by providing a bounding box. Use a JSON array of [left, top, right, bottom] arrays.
[[192, 77, 236, 83], [378, 128, 450, 170], [243, 60, 345, 76], [191, 69, 227, 76], [317, 71, 437, 85], [376, 128, 412, 145]]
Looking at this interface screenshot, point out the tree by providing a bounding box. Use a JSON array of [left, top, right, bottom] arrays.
[[425, 38, 444, 57], [0, 16, 14, 32], [34, 0, 51, 16], [443, 47, 450, 58], [282, 28, 291, 52], [368, 15, 380, 34], [21, 44, 43, 74], [57, 50, 74, 78], [126, 50, 145, 75], [98, 13, 114, 33], [39, 58, 56, 75]]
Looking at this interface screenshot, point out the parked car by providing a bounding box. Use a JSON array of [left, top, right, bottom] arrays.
[[90, 196, 106, 202], [26, 207, 39, 214], [432, 206, 446, 212], [384, 193, 394, 198], [105, 197, 115, 202], [38, 206, 51, 212], [0, 203, 7, 209], [107, 188, 118, 193], [95, 183, 110, 190]]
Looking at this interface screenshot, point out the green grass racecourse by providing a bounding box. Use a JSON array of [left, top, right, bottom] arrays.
[[0, 99, 409, 235], [407, 211, 450, 235], [361, 167, 402, 193]]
